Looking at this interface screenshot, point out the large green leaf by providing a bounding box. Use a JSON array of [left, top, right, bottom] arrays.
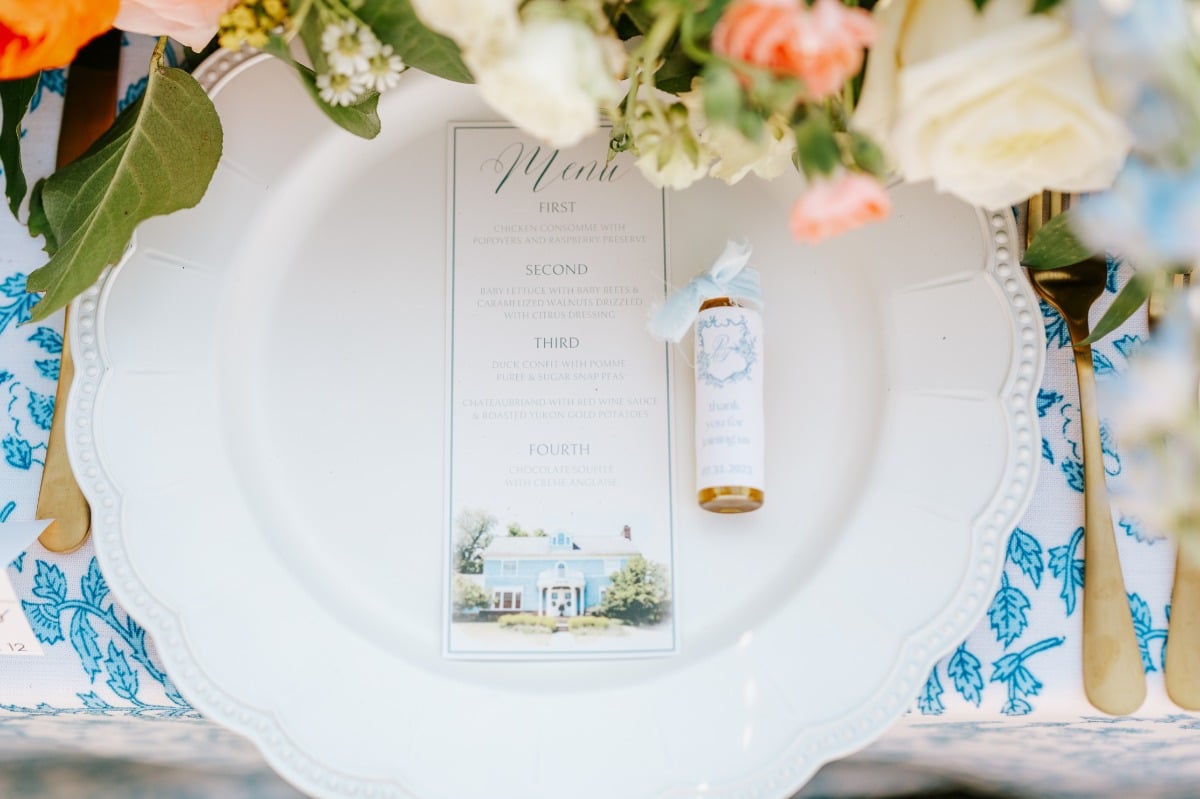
[[1021, 210, 1097, 270], [26, 178, 53, 252], [1080, 272, 1152, 345], [25, 49, 222, 321], [1, 74, 40, 218], [358, 0, 473, 83], [262, 36, 381, 140]]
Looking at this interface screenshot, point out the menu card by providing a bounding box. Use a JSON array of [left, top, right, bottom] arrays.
[[444, 124, 676, 658]]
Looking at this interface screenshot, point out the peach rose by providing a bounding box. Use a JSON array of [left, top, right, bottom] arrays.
[[114, 0, 237, 51], [789, 172, 891, 243], [0, 0, 120, 78], [711, 0, 876, 99]]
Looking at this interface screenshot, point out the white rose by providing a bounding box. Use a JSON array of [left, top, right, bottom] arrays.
[[675, 89, 794, 185], [631, 102, 710, 190], [473, 18, 623, 148], [410, 0, 521, 65], [854, 0, 1130, 209]]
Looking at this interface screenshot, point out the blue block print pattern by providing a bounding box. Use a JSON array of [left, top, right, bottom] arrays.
[[28, 69, 66, 113], [7, 558, 193, 717], [916, 252, 1181, 728], [0, 293, 63, 474]]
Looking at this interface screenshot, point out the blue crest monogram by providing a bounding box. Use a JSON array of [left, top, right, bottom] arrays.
[[696, 314, 758, 388]]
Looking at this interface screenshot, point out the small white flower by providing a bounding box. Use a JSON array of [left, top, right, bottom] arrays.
[[316, 71, 366, 107], [321, 20, 381, 76], [706, 116, 796, 185], [630, 102, 710, 191], [365, 44, 405, 93]]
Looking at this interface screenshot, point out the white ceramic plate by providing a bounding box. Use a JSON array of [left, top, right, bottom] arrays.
[[69, 50, 1043, 799]]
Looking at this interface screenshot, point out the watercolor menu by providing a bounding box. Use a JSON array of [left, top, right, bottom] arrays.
[[445, 124, 676, 658]]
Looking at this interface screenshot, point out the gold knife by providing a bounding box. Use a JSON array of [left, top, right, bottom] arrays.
[[35, 30, 121, 553]]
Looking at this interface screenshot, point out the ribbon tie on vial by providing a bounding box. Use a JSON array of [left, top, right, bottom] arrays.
[[649, 239, 763, 343]]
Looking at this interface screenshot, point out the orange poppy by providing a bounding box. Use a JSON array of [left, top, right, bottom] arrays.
[[0, 0, 120, 79]]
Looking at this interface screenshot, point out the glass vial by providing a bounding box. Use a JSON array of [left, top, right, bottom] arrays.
[[694, 297, 764, 513]]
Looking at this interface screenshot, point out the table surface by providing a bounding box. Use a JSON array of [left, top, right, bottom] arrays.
[[1, 36, 1198, 799]]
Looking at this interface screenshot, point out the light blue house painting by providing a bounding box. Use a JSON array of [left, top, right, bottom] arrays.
[[480, 525, 639, 617]]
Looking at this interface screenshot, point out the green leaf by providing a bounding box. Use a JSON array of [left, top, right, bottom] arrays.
[[690, 0, 735, 38], [654, 45, 701, 95], [1030, 0, 1064, 12], [736, 109, 764, 142], [1080, 272, 1152, 346], [1, 74, 40, 218], [618, 4, 656, 38], [358, 0, 473, 83], [1021, 211, 1098, 270], [748, 72, 802, 113], [262, 36, 381, 140], [701, 61, 740, 128], [848, 130, 886, 177], [26, 178, 54, 253], [24, 50, 223, 322], [793, 111, 840, 179], [972, 0, 990, 9]]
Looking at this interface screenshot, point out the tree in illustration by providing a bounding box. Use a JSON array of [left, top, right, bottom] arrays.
[[506, 522, 546, 537], [454, 508, 497, 574], [598, 556, 670, 625], [452, 575, 491, 615]]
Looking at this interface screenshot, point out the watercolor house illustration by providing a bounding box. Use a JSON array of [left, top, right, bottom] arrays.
[[479, 525, 640, 617]]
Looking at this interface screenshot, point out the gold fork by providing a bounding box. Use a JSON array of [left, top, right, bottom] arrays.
[[1149, 270, 1200, 710], [1026, 191, 1147, 716]]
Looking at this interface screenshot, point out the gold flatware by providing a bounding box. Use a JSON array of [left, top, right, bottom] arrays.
[[1026, 191, 1147, 716], [35, 30, 120, 553], [35, 321, 90, 553], [1167, 529, 1200, 710], [1149, 270, 1200, 710]]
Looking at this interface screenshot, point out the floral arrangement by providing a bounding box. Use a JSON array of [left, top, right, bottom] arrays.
[[4, 0, 1194, 324]]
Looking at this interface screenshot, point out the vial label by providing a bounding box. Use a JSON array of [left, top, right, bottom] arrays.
[[694, 305, 764, 493]]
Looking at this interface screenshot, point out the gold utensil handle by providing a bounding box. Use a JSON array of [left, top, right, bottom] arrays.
[[1072, 337, 1147, 715], [36, 320, 91, 553], [33, 31, 120, 552], [1167, 542, 1200, 709]]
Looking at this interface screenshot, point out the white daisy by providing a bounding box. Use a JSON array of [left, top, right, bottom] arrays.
[[316, 71, 365, 107], [365, 45, 405, 93], [320, 20, 380, 75]]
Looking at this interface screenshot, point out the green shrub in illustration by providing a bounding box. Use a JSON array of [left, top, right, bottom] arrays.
[[452, 575, 490, 616], [497, 614, 557, 633], [567, 616, 610, 632], [597, 556, 670, 626]]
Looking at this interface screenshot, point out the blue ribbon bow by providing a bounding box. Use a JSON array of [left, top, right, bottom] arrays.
[[649, 239, 763, 343]]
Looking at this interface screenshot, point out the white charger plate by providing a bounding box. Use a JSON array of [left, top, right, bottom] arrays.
[[68, 50, 1043, 799]]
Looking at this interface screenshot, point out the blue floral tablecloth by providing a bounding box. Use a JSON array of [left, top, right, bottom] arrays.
[[1, 36, 1197, 799]]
